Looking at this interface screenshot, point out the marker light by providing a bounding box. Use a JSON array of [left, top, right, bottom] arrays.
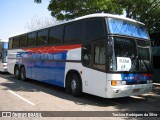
[[111, 80, 126, 86], [111, 80, 117, 86]]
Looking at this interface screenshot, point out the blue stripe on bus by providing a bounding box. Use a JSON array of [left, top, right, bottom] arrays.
[[21, 51, 67, 87], [18, 44, 81, 87], [121, 73, 153, 84]]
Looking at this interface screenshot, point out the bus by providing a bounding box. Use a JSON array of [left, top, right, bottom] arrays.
[[7, 13, 153, 98], [0, 41, 8, 72]]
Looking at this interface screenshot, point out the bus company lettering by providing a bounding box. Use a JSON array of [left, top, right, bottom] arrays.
[[119, 59, 129, 63], [124, 76, 134, 80]]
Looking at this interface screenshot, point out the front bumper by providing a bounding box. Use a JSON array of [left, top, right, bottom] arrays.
[[106, 83, 153, 98]]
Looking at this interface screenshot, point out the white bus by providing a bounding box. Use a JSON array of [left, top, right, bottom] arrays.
[[0, 41, 8, 72], [7, 13, 153, 98]]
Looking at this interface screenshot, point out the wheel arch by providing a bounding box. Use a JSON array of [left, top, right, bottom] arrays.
[[65, 69, 82, 92]]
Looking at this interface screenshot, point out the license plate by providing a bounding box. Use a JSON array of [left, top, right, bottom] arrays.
[[133, 89, 140, 93]]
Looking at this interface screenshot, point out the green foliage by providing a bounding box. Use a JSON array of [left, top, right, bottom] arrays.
[[120, 0, 160, 33], [34, 0, 42, 4], [35, 0, 160, 32], [48, 0, 123, 21]]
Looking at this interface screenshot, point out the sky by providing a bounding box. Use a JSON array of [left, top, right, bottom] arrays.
[[0, 0, 52, 42]]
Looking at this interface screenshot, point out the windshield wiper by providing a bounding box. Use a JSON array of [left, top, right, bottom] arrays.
[[138, 51, 150, 72], [141, 59, 150, 72], [129, 56, 138, 72], [124, 51, 128, 57]]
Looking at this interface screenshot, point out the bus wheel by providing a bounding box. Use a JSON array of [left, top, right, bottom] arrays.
[[70, 74, 82, 97], [20, 67, 26, 81], [14, 66, 20, 80]]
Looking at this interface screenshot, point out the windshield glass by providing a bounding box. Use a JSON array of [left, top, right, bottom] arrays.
[[0, 42, 8, 63], [109, 37, 152, 72], [2, 50, 7, 63], [107, 18, 149, 39]]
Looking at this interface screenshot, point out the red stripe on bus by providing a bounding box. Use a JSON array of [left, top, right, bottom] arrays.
[[143, 74, 153, 77], [22, 44, 82, 53]]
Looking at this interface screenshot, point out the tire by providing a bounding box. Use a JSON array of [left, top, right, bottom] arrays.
[[20, 67, 26, 81], [14, 66, 20, 80], [70, 74, 82, 97]]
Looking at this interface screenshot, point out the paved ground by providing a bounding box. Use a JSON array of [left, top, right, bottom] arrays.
[[0, 72, 159, 120]]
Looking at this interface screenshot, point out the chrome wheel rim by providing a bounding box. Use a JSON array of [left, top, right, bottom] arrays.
[[71, 79, 76, 91], [16, 69, 19, 76]]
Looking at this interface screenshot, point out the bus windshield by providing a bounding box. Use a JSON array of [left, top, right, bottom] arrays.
[[0, 42, 8, 63], [2, 50, 7, 63], [107, 18, 149, 39], [108, 37, 152, 72]]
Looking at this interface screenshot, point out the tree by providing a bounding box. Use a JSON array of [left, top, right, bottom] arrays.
[[25, 16, 56, 31], [34, 0, 41, 4], [120, 0, 160, 32], [48, 0, 123, 20], [34, 0, 160, 32]]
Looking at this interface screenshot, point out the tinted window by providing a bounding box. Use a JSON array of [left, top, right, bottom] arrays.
[[36, 29, 48, 46], [27, 32, 36, 47], [64, 21, 83, 43], [12, 37, 19, 48], [19, 35, 27, 47], [48, 25, 63, 45], [9, 38, 13, 49], [84, 18, 105, 41]]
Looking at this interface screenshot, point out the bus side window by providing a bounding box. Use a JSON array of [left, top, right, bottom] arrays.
[[82, 44, 91, 66], [48, 25, 63, 45], [19, 35, 27, 48], [64, 21, 83, 43], [9, 38, 13, 49], [27, 32, 36, 47], [12, 37, 19, 48], [36, 29, 48, 46], [84, 18, 105, 41]]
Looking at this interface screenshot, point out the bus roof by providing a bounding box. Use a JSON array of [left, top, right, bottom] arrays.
[[10, 13, 144, 38], [75, 13, 144, 25], [51, 13, 144, 27]]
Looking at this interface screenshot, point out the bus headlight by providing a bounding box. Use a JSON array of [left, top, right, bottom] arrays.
[[111, 80, 126, 86]]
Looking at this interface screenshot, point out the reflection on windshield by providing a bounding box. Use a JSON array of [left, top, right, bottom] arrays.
[[137, 43, 151, 71], [107, 18, 149, 39], [109, 37, 152, 72]]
